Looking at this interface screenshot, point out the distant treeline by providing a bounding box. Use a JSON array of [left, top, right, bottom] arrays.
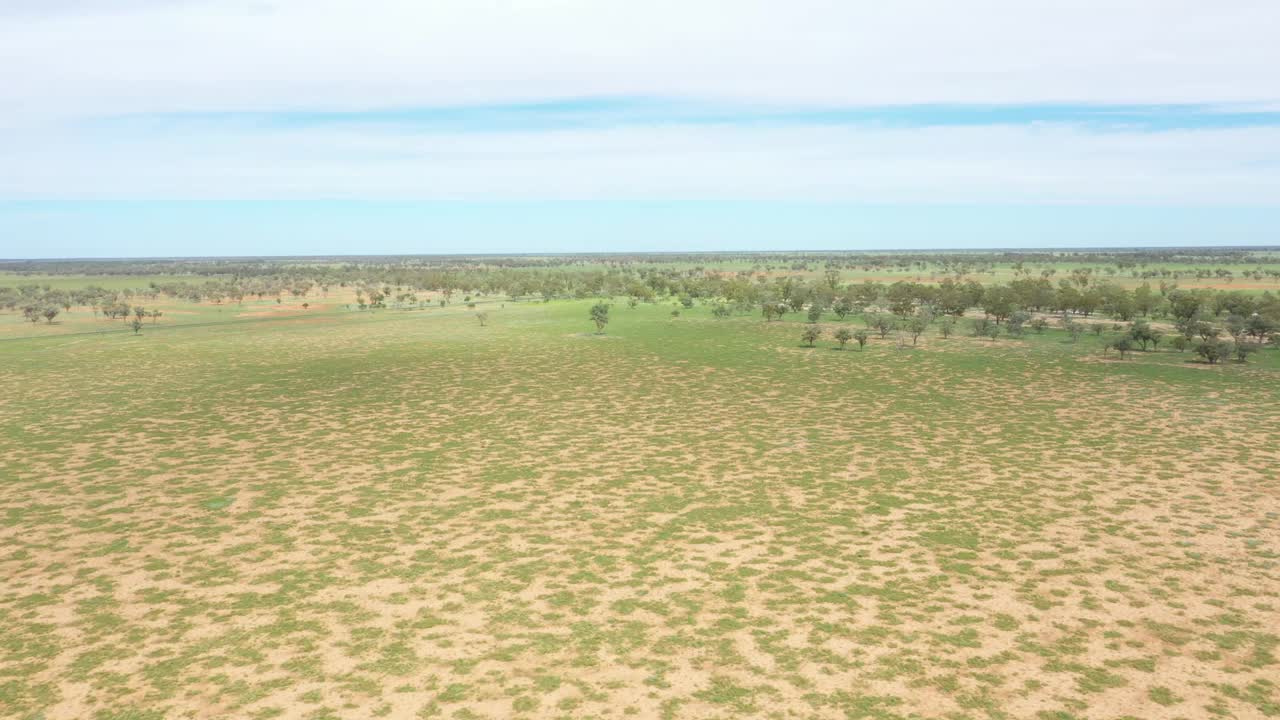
[[3, 247, 1280, 277]]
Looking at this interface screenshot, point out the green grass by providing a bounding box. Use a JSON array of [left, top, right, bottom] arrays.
[[1, 295, 1277, 718]]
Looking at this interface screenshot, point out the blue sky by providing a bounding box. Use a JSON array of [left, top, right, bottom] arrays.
[[2, 1, 1279, 258], [5, 201, 1278, 258]]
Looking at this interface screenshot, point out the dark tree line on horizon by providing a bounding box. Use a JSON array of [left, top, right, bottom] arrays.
[[5, 252, 1280, 363]]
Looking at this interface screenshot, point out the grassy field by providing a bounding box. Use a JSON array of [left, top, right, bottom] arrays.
[[2, 299, 1278, 720]]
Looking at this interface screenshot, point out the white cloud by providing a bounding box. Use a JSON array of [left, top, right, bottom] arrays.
[[4, 121, 1278, 205], [2, 1, 1278, 206], [2, 0, 1279, 121]]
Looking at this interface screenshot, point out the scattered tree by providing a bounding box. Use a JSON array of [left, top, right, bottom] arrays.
[[801, 326, 821, 347], [1195, 339, 1230, 364], [590, 302, 611, 333], [833, 327, 853, 350], [1109, 336, 1133, 359], [904, 316, 928, 346], [938, 316, 956, 339], [869, 313, 895, 339]]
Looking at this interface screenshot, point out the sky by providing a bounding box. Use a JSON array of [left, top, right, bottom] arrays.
[[2, 0, 1279, 258]]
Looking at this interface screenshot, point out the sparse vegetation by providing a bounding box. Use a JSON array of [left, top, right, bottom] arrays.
[[1, 250, 1278, 719]]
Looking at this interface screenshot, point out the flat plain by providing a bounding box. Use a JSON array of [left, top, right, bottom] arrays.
[[2, 294, 1278, 720]]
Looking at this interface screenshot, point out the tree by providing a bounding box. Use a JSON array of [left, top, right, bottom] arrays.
[[807, 303, 822, 323], [801, 326, 821, 347], [885, 282, 917, 316], [833, 327, 853, 350], [590, 303, 610, 333], [711, 304, 731, 319], [1006, 311, 1031, 337], [869, 313, 895, 339], [1061, 314, 1083, 342], [1170, 335, 1189, 353], [938, 316, 956, 338], [1108, 336, 1134, 359], [1128, 319, 1158, 351], [150, 310, 163, 324], [853, 329, 869, 351], [981, 285, 1017, 324], [1246, 313, 1275, 344], [302, 302, 310, 310], [130, 317, 144, 335], [823, 268, 841, 291], [1195, 339, 1230, 364], [42, 306, 60, 324], [831, 297, 853, 320], [1233, 342, 1256, 363], [1225, 314, 1247, 343], [1029, 318, 1048, 334], [476, 311, 488, 327], [971, 317, 994, 337], [904, 316, 928, 345], [762, 302, 788, 322]]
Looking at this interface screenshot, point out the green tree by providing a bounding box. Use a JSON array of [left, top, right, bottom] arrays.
[[981, 286, 1017, 324], [1128, 319, 1157, 351], [869, 313, 895, 339], [904, 316, 928, 346], [1006, 311, 1031, 337], [1109, 336, 1134, 359], [1195, 339, 1230, 364], [590, 303, 610, 334], [853, 329, 869, 351], [1225, 314, 1248, 343], [801, 326, 821, 347], [833, 327, 853, 350], [130, 317, 144, 335], [762, 302, 788, 322], [1246, 313, 1275, 344], [1061, 314, 1082, 342]]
